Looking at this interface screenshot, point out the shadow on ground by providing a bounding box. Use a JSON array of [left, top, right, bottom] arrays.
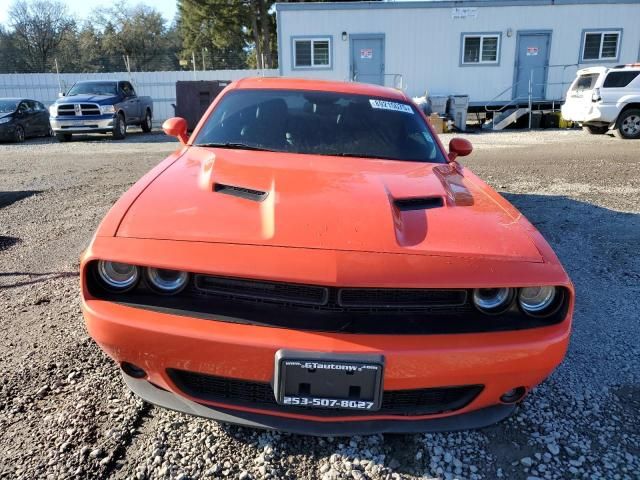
[[0, 190, 42, 209]]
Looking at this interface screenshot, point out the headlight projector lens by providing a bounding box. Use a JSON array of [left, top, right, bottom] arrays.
[[472, 288, 514, 314], [145, 267, 189, 294], [519, 286, 557, 314], [97, 261, 139, 291]]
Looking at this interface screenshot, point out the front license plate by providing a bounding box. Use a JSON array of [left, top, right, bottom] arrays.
[[274, 350, 384, 411]]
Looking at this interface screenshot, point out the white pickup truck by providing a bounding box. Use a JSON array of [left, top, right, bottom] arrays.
[[561, 64, 640, 139]]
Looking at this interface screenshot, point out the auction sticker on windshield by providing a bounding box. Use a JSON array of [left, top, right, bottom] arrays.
[[369, 99, 414, 114]]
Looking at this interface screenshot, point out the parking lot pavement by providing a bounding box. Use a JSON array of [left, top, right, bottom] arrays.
[[0, 130, 638, 480]]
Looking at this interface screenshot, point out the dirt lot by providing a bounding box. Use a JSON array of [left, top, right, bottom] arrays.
[[0, 129, 638, 480]]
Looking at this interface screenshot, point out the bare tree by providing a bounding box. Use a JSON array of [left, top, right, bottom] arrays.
[[9, 0, 76, 72]]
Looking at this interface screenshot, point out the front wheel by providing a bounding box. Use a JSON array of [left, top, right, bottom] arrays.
[[140, 110, 152, 132], [613, 109, 640, 139], [582, 125, 608, 135], [112, 113, 127, 140], [14, 125, 25, 143]]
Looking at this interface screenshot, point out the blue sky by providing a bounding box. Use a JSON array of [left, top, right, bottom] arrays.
[[0, 0, 179, 25]]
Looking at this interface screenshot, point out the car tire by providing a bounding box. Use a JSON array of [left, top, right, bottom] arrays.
[[582, 125, 608, 135], [47, 126, 54, 137], [14, 125, 25, 143], [140, 110, 152, 133], [56, 133, 72, 142], [113, 112, 127, 140], [613, 109, 640, 139]]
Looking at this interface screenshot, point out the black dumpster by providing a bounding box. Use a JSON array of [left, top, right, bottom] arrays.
[[175, 80, 229, 130]]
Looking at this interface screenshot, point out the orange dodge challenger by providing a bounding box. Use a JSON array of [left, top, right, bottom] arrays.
[[81, 78, 573, 435]]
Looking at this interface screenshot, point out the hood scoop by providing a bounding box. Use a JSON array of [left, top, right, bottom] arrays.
[[394, 196, 444, 211], [213, 183, 268, 202]]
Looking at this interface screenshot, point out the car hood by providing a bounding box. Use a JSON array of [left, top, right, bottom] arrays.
[[57, 94, 118, 105], [116, 148, 543, 262]]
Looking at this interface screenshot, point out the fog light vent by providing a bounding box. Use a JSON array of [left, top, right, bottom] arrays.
[[500, 386, 527, 404], [121, 362, 147, 379]]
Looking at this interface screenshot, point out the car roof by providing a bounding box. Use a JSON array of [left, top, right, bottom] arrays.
[[232, 77, 408, 101], [577, 64, 640, 76]]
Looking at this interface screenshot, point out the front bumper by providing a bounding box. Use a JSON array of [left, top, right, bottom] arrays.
[[83, 294, 571, 434], [0, 124, 16, 140], [50, 114, 115, 134]]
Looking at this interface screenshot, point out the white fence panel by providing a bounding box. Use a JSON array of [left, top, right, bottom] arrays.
[[0, 69, 279, 123]]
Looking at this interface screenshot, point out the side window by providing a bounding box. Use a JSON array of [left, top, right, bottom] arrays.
[[119, 82, 132, 96], [26, 100, 37, 112], [36, 102, 46, 111], [18, 102, 29, 113], [123, 82, 135, 97], [603, 71, 640, 88]]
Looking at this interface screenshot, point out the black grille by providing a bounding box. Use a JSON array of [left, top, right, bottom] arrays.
[[168, 369, 483, 417], [193, 274, 465, 312], [195, 275, 328, 306], [338, 288, 466, 308]]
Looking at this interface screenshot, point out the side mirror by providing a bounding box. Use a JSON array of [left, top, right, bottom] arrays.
[[162, 117, 189, 144], [58, 92, 64, 98], [448, 138, 473, 162]]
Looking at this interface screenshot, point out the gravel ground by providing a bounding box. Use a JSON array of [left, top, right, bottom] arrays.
[[0, 129, 638, 480]]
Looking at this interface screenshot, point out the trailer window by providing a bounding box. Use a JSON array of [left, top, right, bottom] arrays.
[[293, 38, 331, 69], [581, 31, 621, 61], [603, 71, 640, 88], [462, 34, 500, 65]]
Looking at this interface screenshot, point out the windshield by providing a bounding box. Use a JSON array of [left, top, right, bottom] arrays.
[[0, 100, 18, 113], [571, 73, 599, 92], [194, 89, 446, 163], [67, 82, 117, 96]]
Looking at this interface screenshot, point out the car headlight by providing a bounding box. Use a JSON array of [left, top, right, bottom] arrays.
[[0, 117, 11, 125], [472, 287, 514, 314], [518, 286, 557, 315], [145, 267, 189, 294], [48, 105, 57, 116], [99, 105, 116, 115], [97, 260, 139, 292]]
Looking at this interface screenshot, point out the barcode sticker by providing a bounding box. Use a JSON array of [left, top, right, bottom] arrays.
[[369, 99, 414, 114]]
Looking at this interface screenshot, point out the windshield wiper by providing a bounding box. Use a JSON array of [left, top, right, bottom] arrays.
[[195, 142, 275, 152]]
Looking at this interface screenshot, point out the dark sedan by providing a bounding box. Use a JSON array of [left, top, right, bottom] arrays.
[[0, 98, 52, 143]]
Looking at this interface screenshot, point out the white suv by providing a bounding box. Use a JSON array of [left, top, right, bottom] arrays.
[[561, 64, 640, 139]]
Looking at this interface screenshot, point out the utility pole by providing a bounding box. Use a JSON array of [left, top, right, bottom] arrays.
[[192, 51, 197, 80], [54, 58, 62, 96], [202, 48, 206, 71]]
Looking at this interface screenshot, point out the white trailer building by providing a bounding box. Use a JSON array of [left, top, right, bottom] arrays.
[[275, 0, 640, 110]]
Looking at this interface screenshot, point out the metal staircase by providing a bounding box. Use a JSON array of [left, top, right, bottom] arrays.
[[483, 107, 530, 131]]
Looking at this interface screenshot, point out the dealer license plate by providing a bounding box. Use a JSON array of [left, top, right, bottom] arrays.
[[273, 350, 384, 411]]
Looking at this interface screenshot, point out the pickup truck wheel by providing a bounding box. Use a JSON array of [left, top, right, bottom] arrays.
[[140, 110, 152, 133], [583, 125, 608, 135], [613, 109, 640, 139], [13, 125, 25, 143], [112, 113, 127, 140], [56, 133, 72, 142]]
